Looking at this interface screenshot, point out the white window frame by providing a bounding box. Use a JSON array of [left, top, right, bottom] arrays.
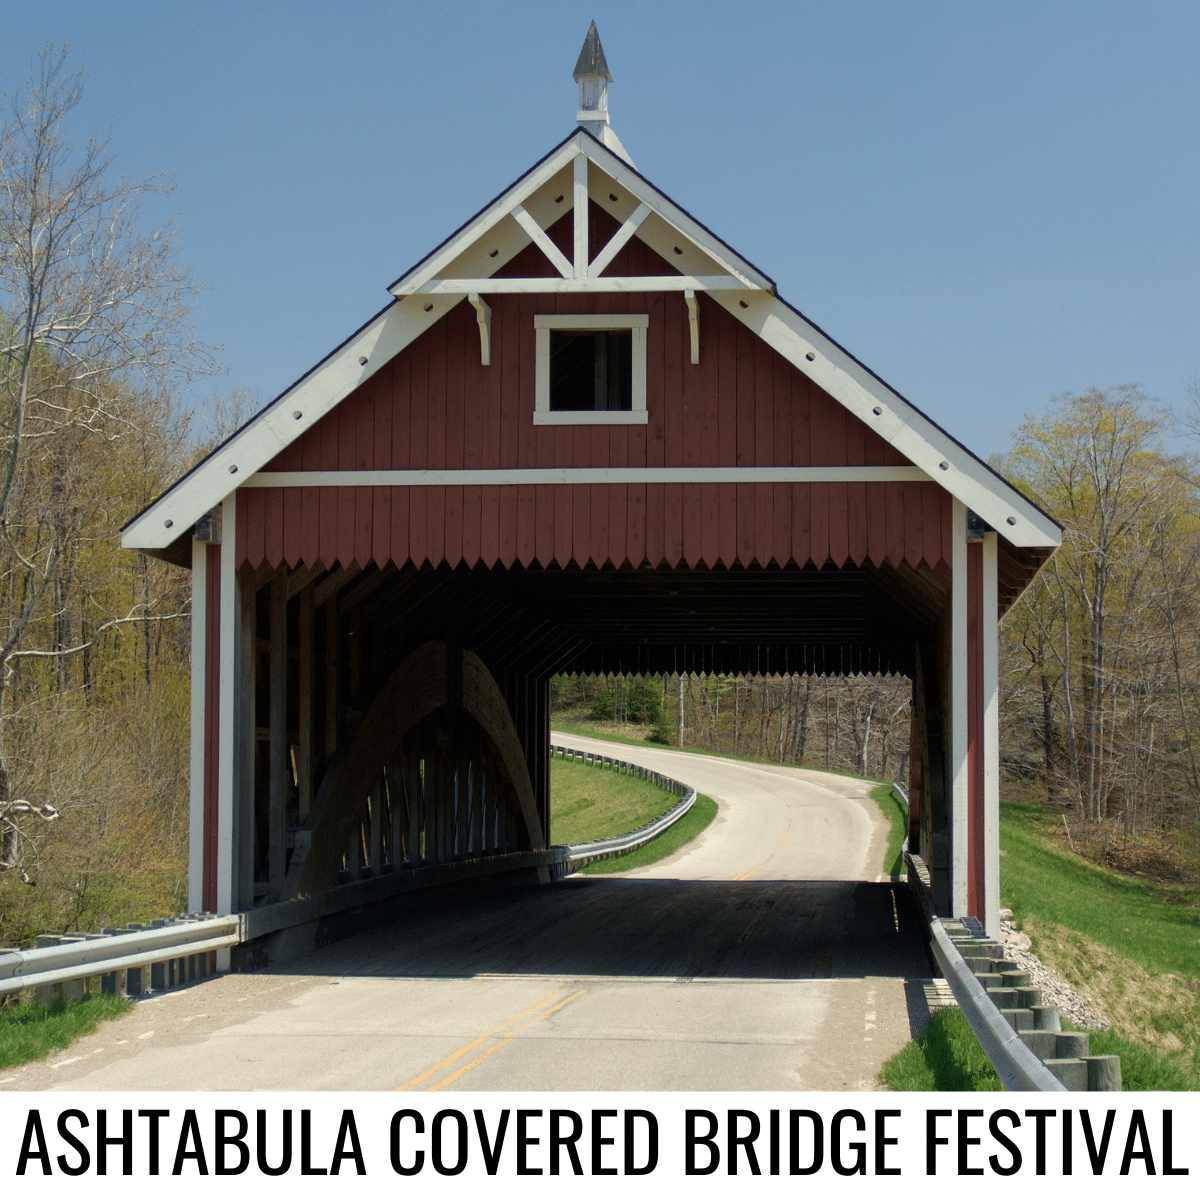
[[533, 313, 649, 425]]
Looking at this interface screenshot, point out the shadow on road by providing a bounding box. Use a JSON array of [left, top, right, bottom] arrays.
[[267, 876, 935, 984]]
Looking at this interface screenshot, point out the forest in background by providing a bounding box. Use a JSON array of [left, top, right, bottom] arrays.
[[0, 44, 216, 947]]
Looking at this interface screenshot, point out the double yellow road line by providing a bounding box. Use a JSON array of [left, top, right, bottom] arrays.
[[729, 804, 795, 882], [394, 985, 587, 1092]]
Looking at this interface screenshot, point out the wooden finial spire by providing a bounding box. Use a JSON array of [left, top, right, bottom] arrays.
[[574, 20, 612, 83], [575, 21, 611, 138], [573, 22, 633, 163]]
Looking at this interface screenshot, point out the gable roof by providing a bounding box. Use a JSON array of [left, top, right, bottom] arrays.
[[122, 129, 1060, 557]]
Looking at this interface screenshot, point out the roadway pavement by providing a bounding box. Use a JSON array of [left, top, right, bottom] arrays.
[[2, 733, 939, 1092]]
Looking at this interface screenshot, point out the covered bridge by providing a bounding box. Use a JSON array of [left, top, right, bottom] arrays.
[[122, 25, 1059, 962]]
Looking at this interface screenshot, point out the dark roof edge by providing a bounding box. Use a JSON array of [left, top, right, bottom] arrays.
[[386, 130, 582, 294], [771, 291, 1063, 536], [120, 298, 398, 535]]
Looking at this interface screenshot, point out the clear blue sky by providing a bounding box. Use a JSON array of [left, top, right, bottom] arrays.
[[4, 2, 1198, 460]]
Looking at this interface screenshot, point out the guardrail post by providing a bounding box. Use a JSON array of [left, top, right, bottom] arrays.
[[99, 970, 124, 996]]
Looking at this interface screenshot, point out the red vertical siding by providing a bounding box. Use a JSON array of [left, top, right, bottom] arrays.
[[244, 479, 951, 575], [247, 213, 955, 575]]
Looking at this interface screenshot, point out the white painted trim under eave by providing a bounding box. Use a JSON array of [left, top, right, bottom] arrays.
[[578, 136, 775, 292], [390, 133, 775, 298], [414, 275, 751, 294], [244, 465, 930, 487], [710, 291, 1061, 549], [121, 296, 458, 550], [392, 140, 583, 297]]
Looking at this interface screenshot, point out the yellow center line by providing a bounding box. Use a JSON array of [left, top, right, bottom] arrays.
[[392, 986, 570, 1092], [730, 804, 795, 882], [427, 989, 588, 1092]]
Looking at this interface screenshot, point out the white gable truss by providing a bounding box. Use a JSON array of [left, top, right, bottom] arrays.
[[122, 130, 1060, 554]]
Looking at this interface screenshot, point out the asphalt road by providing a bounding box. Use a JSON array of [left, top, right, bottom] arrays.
[[4, 733, 939, 1092]]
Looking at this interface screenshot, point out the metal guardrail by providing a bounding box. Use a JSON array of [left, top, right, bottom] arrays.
[[906, 850, 1066, 1092], [242, 849, 560, 941], [0, 915, 239, 998], [549, 742, 696, 876], [927, 914, 1067, 1092], [3, 745, 694, 992]]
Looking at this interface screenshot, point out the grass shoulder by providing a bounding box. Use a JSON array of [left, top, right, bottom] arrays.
[[872, 783, 908, 878], [1001, 799, 1200, 1079], [550, 755, 683, 843], [880, 1005, 1198, 1091], [0, 993, 131, 1072], [581, 795, 718, 874], [883, 796, 1200, 1090], [549, 754, 717, 873], [881, 1006, 1002, 1091]]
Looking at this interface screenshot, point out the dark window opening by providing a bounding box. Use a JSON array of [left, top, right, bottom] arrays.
[[549, 330, 633, 411]]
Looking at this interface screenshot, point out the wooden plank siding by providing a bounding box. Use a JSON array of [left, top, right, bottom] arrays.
[[246, 206, 951, 575]]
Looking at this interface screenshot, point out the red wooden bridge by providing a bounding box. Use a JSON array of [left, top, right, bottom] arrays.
[[122, 25, 1059, 967]]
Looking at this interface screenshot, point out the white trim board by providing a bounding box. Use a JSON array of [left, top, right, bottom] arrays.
[[982, 530, 1000, 939], [187, 538, 207, 913], [413, 275, 750, 294], [215, 499, 236, 969], [245, 466, 930, 487], [533, 411, 648, 426], [950, 498, 969, 918], [534, 313, 648, 425], [121, 296, 457, 550]]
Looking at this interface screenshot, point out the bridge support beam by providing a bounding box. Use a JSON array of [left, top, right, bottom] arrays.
[[952, 502, 1000, 939], [981, 531, 1000, 939], [269, 640, 545, 962], [188, 537, 207, 915]]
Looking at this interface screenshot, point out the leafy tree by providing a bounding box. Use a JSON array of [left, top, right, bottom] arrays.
[[0, 42, 214, 882], [996, 386, 1200, 834]]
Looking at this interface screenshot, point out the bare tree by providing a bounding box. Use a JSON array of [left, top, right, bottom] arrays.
[[0, 42, 215, 879]]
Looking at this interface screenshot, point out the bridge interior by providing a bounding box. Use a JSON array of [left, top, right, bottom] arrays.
[[235, 552, 992, 960]]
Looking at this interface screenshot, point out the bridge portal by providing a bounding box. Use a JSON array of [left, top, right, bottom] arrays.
[[122, 29, 1058, 963]]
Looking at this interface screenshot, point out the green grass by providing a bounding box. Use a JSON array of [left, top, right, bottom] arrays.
[[550, 752, 718, 874], [883, 799, 1200, 1091], [1084, 1028, 1199, 1090], [873, 783, 909, 877], [0, 993, 131, 1071], [881, 1007, 1199, 1092], [581, 794, 719, 873], [881, 1007, 1002, 1091], [1000, 799, 1200, 1082], [550, 755, 684, 843], [1000, 802, 1200, 980]]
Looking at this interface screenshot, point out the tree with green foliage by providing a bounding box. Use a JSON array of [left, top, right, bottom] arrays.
[[996, 386, 1200, 836], [0, 42, 214, 894]]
